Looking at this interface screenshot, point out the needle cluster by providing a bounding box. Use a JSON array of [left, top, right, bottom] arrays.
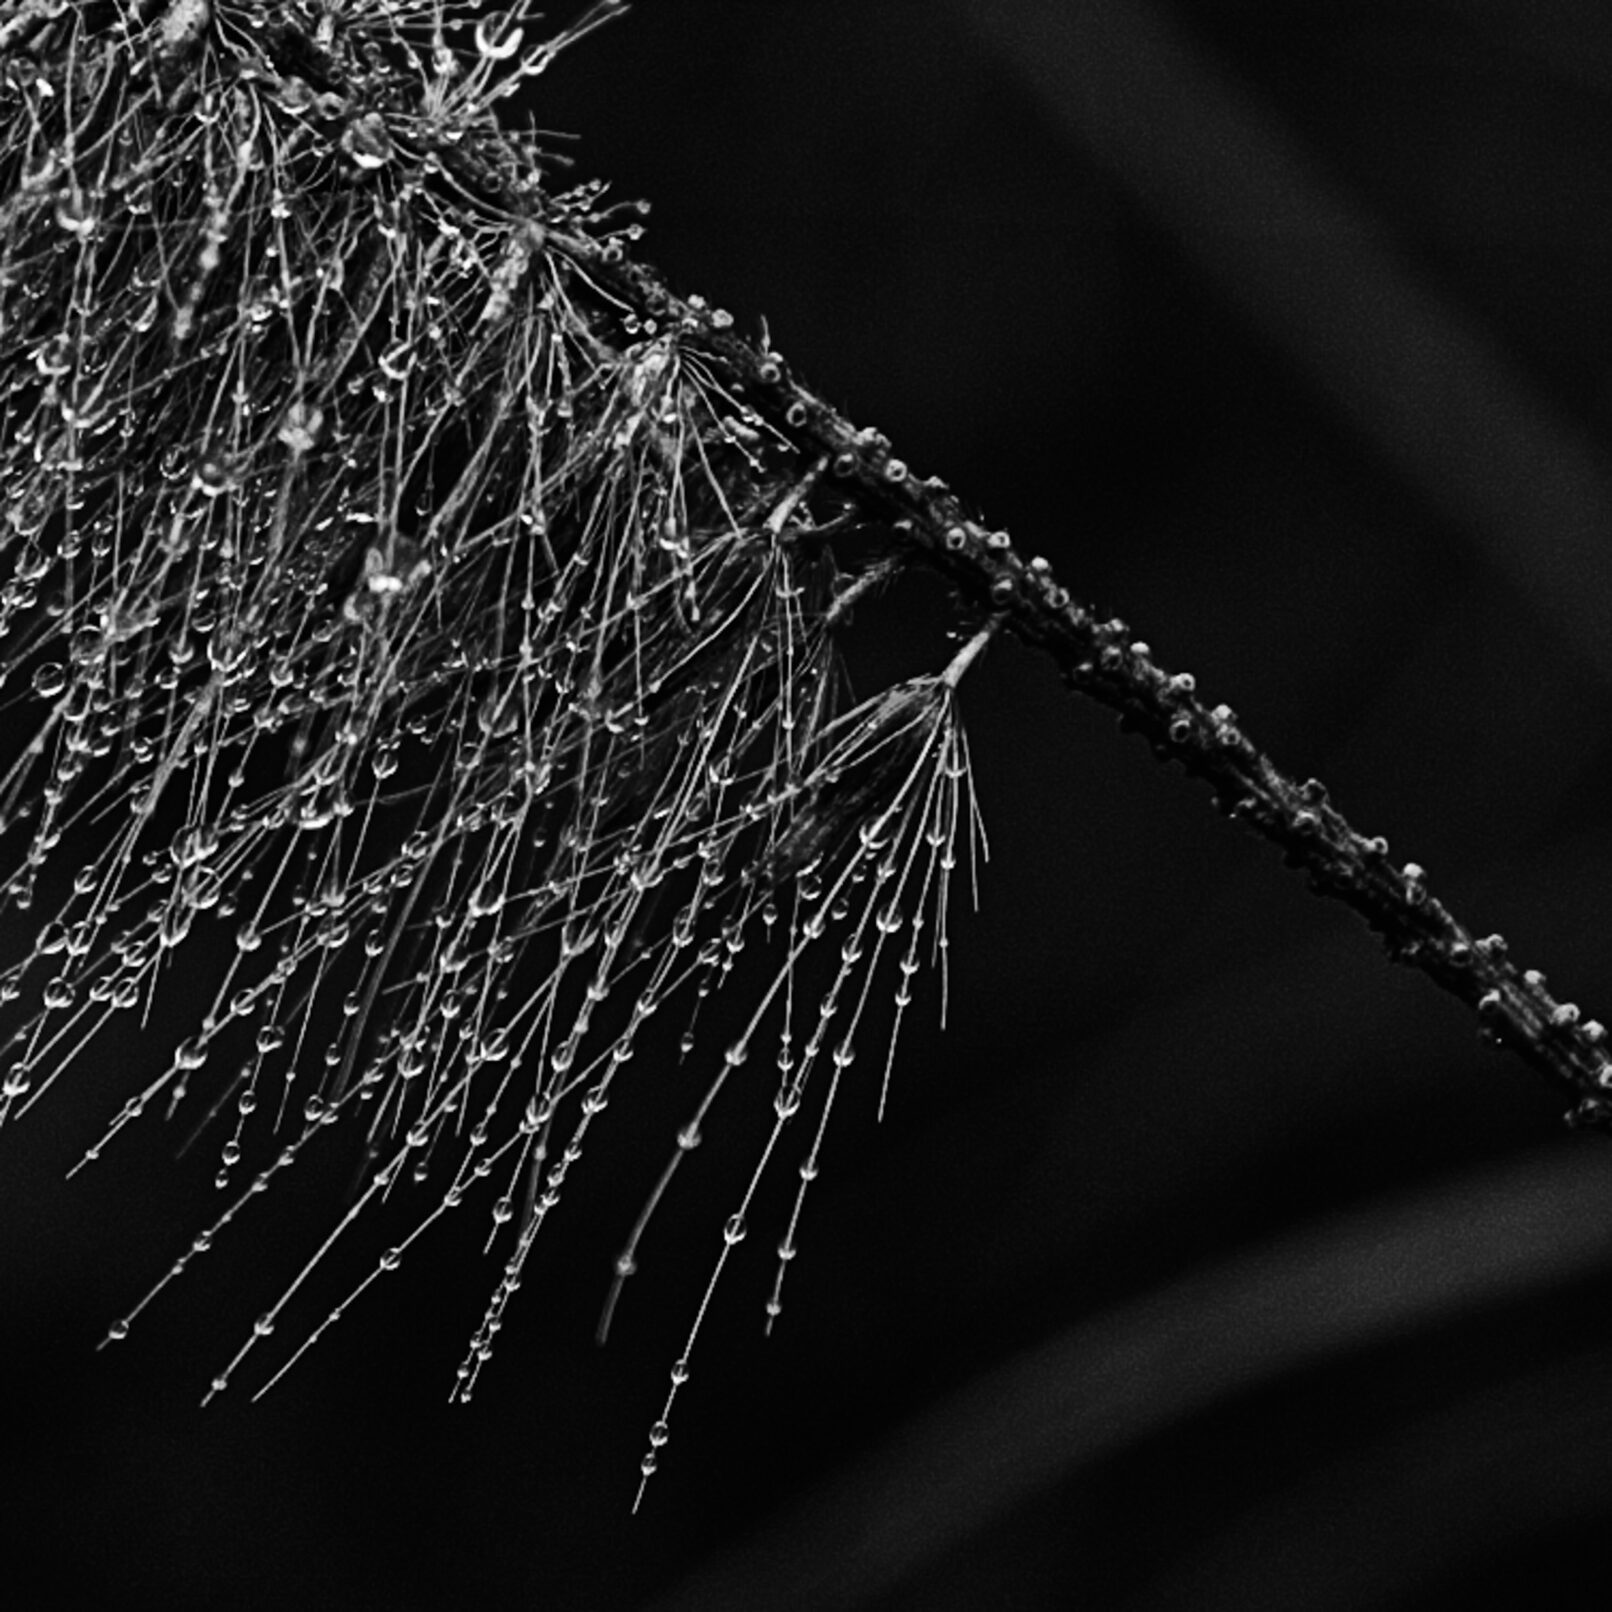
[[0, 0, 991, 1492]]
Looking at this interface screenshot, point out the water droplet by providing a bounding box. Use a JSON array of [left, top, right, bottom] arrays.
[[476, 10, 524, 61], [377, 342, 414, 382], [159, 902, 193, 949], [342, 112, 393, 169], [277, 400, 324, 455], [296, 798, 334, 832], [31, 662, 67, 699], [192, 458, 237, 499]]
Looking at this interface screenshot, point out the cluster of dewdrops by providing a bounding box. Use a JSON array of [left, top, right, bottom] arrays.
[[0, 0, 991, 1498]]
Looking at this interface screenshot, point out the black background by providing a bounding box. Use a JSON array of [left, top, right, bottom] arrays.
[[8, 1, 1612, 1606]]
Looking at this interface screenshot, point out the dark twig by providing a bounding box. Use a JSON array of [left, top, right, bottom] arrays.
[[565, 239, 1612, 1132]]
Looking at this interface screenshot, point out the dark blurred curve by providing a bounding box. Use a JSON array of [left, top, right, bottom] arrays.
[[651, 1142, 1612, 1610]]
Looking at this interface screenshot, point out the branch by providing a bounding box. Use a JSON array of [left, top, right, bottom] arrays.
[[555, 239, 1612, 1130]]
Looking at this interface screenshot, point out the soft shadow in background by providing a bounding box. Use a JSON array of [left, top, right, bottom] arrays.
[[5, 2, 1612, 1606]]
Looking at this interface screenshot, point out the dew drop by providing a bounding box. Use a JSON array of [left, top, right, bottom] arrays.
[[378, 342, 413, 382], [277, 400, 324, 455], [342, 112, 394, 169], [192, 458, 237, 499], [31, 662, 67, 699], [159, 903, 193, 949], [476, 10, 524, 60]]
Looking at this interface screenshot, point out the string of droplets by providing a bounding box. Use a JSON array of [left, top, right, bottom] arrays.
[[0, 0, 992, 1496]]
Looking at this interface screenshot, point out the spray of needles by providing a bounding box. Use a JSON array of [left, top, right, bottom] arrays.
[[0, 0, 991, 1500]]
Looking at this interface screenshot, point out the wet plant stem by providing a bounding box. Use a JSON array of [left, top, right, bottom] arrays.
[[571, 244, 1612, 1134]]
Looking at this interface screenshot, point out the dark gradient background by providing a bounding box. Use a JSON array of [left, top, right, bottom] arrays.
[[7, 1, 1612, 1606]]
